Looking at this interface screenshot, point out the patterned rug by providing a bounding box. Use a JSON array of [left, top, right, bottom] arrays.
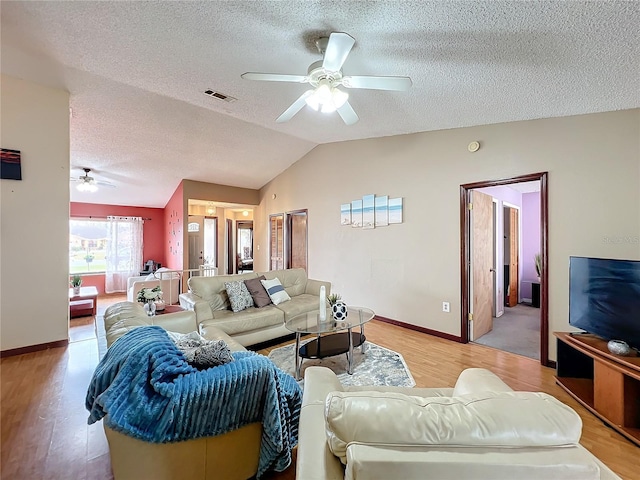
[[267, 341, 415, 387]]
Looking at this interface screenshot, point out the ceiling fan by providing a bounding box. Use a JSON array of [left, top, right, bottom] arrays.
[[70, 168, 115, 192], [241, 32, 412, 125]]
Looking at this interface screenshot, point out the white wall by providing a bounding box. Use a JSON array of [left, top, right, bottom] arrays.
[[256, 109, 640, 361], [1, 75, 70, 351]]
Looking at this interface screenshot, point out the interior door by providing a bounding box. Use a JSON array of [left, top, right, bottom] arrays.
[[286, 210, 308, 271], [269, 214, 284, 270], [187, 216, 203, 270], [471, 190, 494, 341], [508, 207, 519, 307], [226, 218, 233, 274]]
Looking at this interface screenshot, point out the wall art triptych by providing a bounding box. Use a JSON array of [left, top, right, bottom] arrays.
[[341, 194, 403, 228]]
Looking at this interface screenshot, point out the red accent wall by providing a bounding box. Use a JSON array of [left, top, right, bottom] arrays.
[[70, 202, 166, 294], [164, 182, 185, 270]]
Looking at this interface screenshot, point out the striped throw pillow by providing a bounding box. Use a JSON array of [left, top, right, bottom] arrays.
[[260, 278, 291, 305]]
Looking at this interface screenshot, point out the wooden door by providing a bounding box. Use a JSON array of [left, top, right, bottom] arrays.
[[287, 210, 308, 271], [471, 190, 494, 341], [508, 208, 519, 307], [269, 214, 284, 270], [226, 219, 233, 274]]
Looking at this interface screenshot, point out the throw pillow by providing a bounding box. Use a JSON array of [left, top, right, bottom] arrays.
[[224, 280, 254, 312], [169, 331, 234, 369], [260, 277, 291, 306], [244, 275, 272, 308]]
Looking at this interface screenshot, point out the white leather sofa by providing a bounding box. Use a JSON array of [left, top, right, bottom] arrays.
[[179, 268, 331, 347], [298, 366, 621, 480], [101, 302, 261, 480]]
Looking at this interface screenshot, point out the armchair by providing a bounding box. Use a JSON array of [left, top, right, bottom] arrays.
[[127, 268, 182, 305]]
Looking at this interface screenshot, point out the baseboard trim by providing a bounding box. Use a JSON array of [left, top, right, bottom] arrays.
[[1, 339, 69, 358], [374, 315, 462, 343], [547, 360, 557, 369]]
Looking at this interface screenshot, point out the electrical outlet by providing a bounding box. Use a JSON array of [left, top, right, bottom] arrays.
[[442, 302, 450, 313]]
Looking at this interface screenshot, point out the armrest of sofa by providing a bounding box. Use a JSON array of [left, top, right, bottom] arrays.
[[305, 279, 332, 297], [179, 293, 214, 323], [324, 390, 583, 464], [297, 367, 345, 480]]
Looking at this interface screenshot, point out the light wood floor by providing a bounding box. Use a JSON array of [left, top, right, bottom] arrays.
[[1, 306, 637, 479]]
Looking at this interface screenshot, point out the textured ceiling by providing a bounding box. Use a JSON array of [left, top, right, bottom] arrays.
[[1, 1, 638, 208]]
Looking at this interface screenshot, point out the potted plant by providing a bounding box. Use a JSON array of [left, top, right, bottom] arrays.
[[534, 253, 542, 281], [137, 286, 163, 316], [70, 275, 82, 295], [327, 293, 348, 321]]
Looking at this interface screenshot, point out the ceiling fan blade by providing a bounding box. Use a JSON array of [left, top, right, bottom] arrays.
[[276, 90, 314, 123], [342, 75, 413, 91], [96, 181, 116, 188], [322, 32, 355, 72], [241, 72, 307, 83], [337, 101, 359, 125]]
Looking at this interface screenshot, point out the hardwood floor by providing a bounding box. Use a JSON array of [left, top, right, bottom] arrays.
[[1, 315, 637, 479]]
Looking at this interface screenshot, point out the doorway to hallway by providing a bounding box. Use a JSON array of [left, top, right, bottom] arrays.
[[460, 172, 550, 366]]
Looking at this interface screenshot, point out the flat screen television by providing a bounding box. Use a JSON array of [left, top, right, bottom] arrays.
[[569, 256, 640, 350]]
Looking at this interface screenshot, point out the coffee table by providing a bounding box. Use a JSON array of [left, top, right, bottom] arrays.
[[285, 306, 375, 379]]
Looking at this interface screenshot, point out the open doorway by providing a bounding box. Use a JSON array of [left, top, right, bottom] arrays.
[[460, 172, 549, 366], [236, 221, 253, 273]]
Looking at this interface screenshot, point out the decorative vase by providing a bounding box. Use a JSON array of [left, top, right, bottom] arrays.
[[331, 301, 348, 321], [144, 299, 157, 317], [72, 286, 81, 295], [607, 339, 631, 356]]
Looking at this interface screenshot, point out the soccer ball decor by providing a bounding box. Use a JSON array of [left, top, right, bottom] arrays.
[[332, 301, 348, 321]]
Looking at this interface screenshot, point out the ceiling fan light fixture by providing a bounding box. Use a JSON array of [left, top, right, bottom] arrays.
[[77, 181, 98, 193], [305, 82, 349, 114]]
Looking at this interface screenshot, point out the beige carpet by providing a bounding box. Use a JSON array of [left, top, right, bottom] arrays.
[[473, 304, 540, 360]]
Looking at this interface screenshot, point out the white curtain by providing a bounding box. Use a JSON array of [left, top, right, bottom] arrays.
[[105, 216, 144, 293]]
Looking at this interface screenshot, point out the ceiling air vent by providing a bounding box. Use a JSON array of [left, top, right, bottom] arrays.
[[204, 90, 237, 103]]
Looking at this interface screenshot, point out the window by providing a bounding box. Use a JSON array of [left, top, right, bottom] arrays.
[[69, 219, 108, 273]]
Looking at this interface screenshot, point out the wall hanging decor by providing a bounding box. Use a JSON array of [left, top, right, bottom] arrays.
[[362, 194, 375, 229], [0, 148, 22, 180], [375, 195, 388, 227], [388, 197, 403, 224], [341, 194, 402, 228], [341, 203, 351, 225], [351, 200, 363, 228]]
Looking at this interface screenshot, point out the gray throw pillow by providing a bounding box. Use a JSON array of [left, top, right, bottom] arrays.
[[224, 280, 254, 312], [244, 275, 272, 308], [174, 338, 233, 369]]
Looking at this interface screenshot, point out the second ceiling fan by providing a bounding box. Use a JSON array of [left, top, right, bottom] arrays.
[[241, 32, 412, 125]]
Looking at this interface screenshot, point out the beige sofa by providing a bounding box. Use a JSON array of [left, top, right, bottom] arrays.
[[298, 366, 621, 480], [101, 302, 261, 480], [179, 268, 331, 347]]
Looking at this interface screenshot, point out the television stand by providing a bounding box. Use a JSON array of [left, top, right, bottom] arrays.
[[554, 332, 640, 446]]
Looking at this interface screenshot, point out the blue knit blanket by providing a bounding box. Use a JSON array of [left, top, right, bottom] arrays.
[[85, 326, 302, 478]]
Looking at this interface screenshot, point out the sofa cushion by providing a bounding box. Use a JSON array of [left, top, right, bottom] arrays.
[[261, 278, 291, 305], [273, 294, 323, 322], [167, 331, 234, 369], [189, 273, 258, 312], [244, 276, 272, 308], [260, 268, 307, 297], [224, 280, 254, 312], [203, 305, 285, 336], [324, 390, 583, 464]]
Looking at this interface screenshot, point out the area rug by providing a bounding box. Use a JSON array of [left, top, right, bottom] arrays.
[[267, 341, 415, 387]]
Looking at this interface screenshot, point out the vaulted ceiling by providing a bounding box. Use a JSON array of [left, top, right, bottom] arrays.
[[2, 1, 638, 207]]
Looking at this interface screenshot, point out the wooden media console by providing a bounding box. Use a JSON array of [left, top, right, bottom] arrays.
[[554, 332, 640, 446]]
